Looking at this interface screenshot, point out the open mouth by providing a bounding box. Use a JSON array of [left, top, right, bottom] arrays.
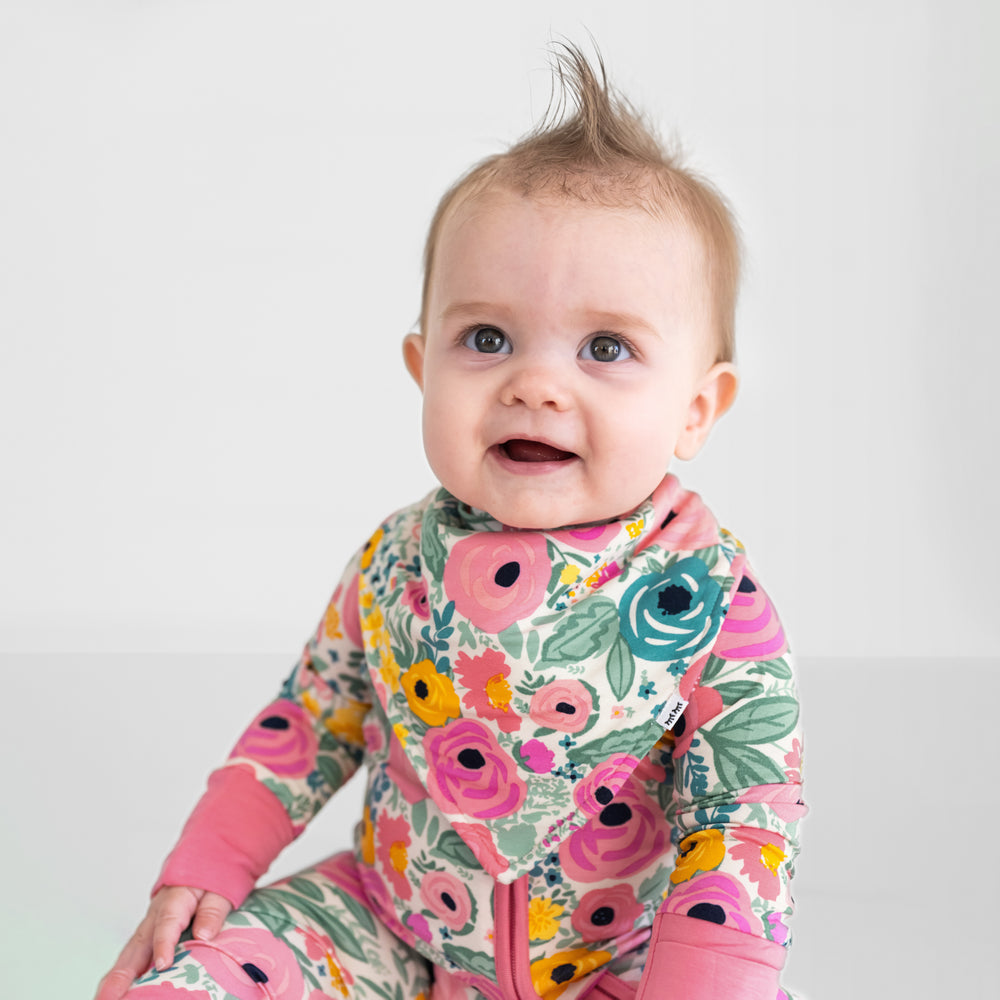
[[499, 439, 577, 463]]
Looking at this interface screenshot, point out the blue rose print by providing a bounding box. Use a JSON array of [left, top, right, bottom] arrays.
[[618, 557, 723, 667]]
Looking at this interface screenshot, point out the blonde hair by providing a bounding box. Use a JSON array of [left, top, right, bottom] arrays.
[[419, 43, 742, 362]]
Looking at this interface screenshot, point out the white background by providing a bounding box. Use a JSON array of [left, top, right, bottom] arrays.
[[2, 1, 997, 997]]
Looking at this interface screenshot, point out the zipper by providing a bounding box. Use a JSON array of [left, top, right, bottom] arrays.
[[494, 875, 541, 999]]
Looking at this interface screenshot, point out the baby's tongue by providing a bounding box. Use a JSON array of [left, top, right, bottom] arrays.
[[503, 439, 574, 462]]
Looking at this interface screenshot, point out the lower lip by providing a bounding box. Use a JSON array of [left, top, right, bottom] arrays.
[[489, 445, 579, 476]]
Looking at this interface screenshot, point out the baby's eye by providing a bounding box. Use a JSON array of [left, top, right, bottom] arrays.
[[581, 334, 631, 363], [463, 326, 510, 354]]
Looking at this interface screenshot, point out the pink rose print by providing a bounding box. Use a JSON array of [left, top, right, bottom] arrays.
[[784, 737, 803, 783], [529, 679, 592, 733], [714, 568, 787, 661], [517, 738, 555, 774], [559, 774, 671, 882], [736, 783, 807, 823], [571, 884, 644, 942], [443, 532, 549, 633], [573, 754, 640, 814], [453, 822, 510, 877], [387, 729, 429, 804], [127, 986, 211, 1000], [671, 685, 724, 757], [548, 521, 620, 552], [185, 927, 304, 1000], [665, 871, 763, 936], [359, 865, 414, 943], [729, 829, 787, 901], [376, 811, 413, 900], [767, 912, 790, 946], [229, 701, 318, 778], [402, 578, 431, 620], [423, 718, 527, 819], [420, 869, 474, 931], [453, 648, 522, 733]]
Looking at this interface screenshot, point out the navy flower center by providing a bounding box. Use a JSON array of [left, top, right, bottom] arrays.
[[591, 905, 615, 926], [595, 786, 613, 805], [688, 902, 727, 924], [657, 585, 692, 615], [551, 964, 576, 984], [738, 575, 757, 593], [241, 963, 269, 984], [441, 891, 457, 911], [494, 561, 521, 587], [599, 802, 632, 826], [414, 680, 429, 699], [260, 716, 289, 730], [458, 748, 486, 769], [555, 701, 577, 714]]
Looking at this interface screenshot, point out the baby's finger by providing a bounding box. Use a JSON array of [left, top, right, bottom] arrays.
[[93, 930, 152, 1000], [191, 891, 233, 941], [150, 894, 199, 971]]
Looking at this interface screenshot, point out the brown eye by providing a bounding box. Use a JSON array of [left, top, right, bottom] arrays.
[[464, 326, 510, 354], [583, 335, 629, 363]]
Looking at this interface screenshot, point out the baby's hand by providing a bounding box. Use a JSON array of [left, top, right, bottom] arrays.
[[94, 886, 232, 1000]]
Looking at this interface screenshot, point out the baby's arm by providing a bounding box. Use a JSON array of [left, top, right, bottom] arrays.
[[95, 545, 371, 999], [636, 573, 805, 1000]]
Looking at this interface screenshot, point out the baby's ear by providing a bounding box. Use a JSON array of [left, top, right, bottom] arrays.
[[674, 362, 739, 461], [402, 333, 426, 389]]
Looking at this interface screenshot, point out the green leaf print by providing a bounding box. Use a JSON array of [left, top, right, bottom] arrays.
[[498, 622, 524, 659], [570, 719, 662, 765], [748, 658, 793, 680], [708, 741, 787, 789], [606, 633, 636, 700], [525, 628, 540, 662], [638, 864, 671, 902], [338, 887, 379, 936], [410, 798, 428, 837], [541, 596, 618, 663], [711, 680, 765, 706], [442, 944, 496, 979], [708, 696, 799, 744], [288, 876, 325, 903], [698, 655, 728, 686], [316, 754, 344, 790], [430, 829, 481, 869], [422, 522, 448, 578]]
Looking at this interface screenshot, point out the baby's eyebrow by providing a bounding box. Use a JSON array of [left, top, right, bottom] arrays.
[[439, 301, 510, 324]]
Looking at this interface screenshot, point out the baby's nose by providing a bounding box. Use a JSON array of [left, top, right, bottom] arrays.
[[500, 362, 572, 410]]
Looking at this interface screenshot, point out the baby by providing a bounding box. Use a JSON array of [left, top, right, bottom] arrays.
[[97, 45, 805, 1000]]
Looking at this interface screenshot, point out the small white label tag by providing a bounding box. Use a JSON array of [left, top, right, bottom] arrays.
[[656, 692, 689, 730]]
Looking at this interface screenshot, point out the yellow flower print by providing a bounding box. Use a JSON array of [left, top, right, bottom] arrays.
[[325, 698, 369, 745], [394, 723, 409, 748], [360, 808, 375, 865], [389, 839, 408, 874], [401, 659, 460, 727], [530, 948, 612, 999], [528, 897, 564, 942], [326, 955, 349, 998], [760, 840, 786, 875], [323, 601, 342, 640], [485, 672, 513, 712], [671, 828, 726, 884], [560, 564, 580, 585], [360, 527, 384, 570], [301, 690, 321, 718], [626, 517, 645, 539]]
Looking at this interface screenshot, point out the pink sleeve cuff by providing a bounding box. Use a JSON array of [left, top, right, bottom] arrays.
[[635, 912, 786, 1000], [153, 764, 297, 909]]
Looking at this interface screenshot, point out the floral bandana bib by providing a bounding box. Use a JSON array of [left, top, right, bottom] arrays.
[[358, 475, 745, 883]]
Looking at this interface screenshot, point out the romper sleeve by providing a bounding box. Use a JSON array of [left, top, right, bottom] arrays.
[[153, 542, 374, 909], [635, 566, 806, 1000]]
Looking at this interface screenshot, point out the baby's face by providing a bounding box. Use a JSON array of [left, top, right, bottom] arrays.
[[405, 187, 736, 530]]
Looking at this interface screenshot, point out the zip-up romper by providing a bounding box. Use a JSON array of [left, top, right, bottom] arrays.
[[126, 476, 805, 1000]]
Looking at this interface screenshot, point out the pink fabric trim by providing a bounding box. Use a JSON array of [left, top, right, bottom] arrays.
[[153, 765, 297, 909], [634, 912, 785, 1000], [493, 877, 540, 999]]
